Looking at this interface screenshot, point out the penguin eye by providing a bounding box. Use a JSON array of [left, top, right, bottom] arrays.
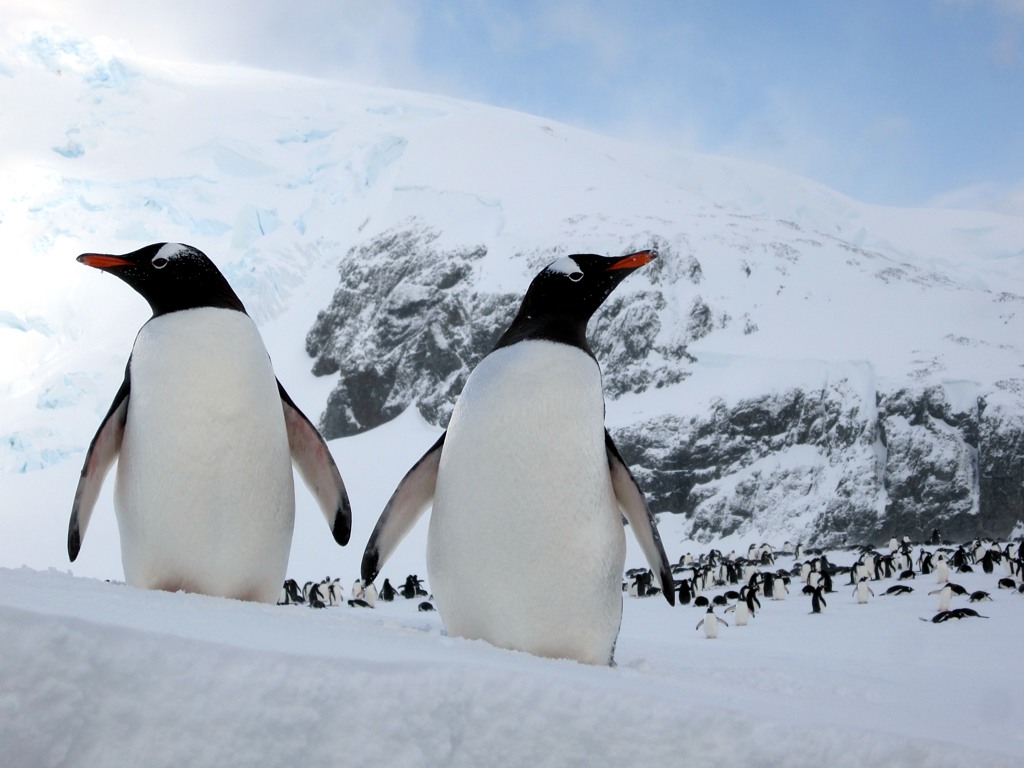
[[151, 256, 169, 270], [568, 271, 584, 282]]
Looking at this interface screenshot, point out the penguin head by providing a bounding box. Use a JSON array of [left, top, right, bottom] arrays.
[[494, 249, 657, 353], [77, 243, 246, 317]]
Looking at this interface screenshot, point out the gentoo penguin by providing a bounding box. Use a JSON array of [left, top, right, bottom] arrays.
[[379, 578, 398, 602], [360, 250, 674, 665], [677, 578, 693, 606], [884, 584, 914, 596], [853, 576, 874, 604], [810, 585, 827, 614], [930, 584, 954, 612], [70, 243, 350, 603], [726, 586, 758, 626], [696, 606, 728, 639], [351, 579, 378, 608], [930, 607, 988, 623]]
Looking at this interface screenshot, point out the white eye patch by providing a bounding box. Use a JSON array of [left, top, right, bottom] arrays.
[[155, 243, 190, 262], [546, 256, 583, 281]]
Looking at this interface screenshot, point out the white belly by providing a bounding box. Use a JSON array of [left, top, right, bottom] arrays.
[[115, 308, 294, 602], [427, 341, 625, 665]]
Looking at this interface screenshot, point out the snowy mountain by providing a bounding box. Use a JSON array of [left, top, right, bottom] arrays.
[[3, 25, 1024, 584], [3, 26, 1024, 767]]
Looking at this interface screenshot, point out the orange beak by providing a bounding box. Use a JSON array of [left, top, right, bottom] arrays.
[[78, 254, 132, 269], [608, 250, 657, 270]]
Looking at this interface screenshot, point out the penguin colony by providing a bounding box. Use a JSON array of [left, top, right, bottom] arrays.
[[72, 243, 1024, 663], [280, 535, 1024, 646]]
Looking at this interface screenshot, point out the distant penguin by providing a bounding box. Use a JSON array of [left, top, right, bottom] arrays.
[[810, 586, 827, 614], [799, 561, 812, 584], [930, 607, 988, 623], [70, 244, 351, 603], [379, 578, 398, 602], [728, 586, 758, 626], [930, 584, 954, 612], [773, 575, 790, 601], [696, 606, 728, 639], [918, 550, 934, 575], [677, 578, 693, 606], [400, 574, 428, 599], [306, 581, 325, 607], [884, 584, 914, 596], [360, 251, 674, 665], [324, 578, 343, 606], [981, 549, 995, 574], [351, 579, 378, 608], [935, 556, 950, 584], [279, 578, 304, 605], [853, 576, 874, 604]]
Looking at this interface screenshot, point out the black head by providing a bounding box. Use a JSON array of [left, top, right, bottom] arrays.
[[493, 250, 656, 355], [77, 243, 246, 317]]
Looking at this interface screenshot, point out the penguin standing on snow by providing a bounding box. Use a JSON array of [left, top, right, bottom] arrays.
[[930, 584, 955, 612], [810, 585, 827, 614], [696, 606, 728, 639], [360, 250, 674, 665], [70, 243, 351, 603], [853, 576, 875, 604]]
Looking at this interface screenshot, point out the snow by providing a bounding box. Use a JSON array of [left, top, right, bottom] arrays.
[[3, 554, 1023, 767], [2, 23, 1024, 766]]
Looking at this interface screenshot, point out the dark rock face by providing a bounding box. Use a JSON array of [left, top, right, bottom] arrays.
[[307, 223, 1024, 544], [305, 224, 518, 436], [614, 382, 1024, 546]]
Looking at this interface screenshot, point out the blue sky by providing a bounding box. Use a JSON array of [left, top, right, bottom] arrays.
[[7, 0, 1024, 212]]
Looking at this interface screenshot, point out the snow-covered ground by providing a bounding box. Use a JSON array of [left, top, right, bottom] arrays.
[[3, 547, 1023, 767]]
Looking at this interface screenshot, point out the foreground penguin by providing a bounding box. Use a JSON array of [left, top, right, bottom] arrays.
[[69, 243, 351, 603], [361, 250, 674, 665]]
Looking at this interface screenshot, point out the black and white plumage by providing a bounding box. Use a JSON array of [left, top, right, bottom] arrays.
[[70, 243, 351, 603], [360, 250, 674, 665], [696, 606, 728, 639]]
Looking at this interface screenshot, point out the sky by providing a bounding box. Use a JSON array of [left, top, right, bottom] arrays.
[[3, 0, 1023, 214]]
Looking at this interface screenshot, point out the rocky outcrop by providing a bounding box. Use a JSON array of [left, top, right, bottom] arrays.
[[615, 381, 1024, 546], [306, 222, 1024, 545], [305, 225, 518, 436]]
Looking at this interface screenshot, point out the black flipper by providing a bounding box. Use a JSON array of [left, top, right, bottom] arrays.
[[69, 371, 130, 561], [361, 432, 446, 584], [606, 430, 675, 606], [279, 381, 351, 546]]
